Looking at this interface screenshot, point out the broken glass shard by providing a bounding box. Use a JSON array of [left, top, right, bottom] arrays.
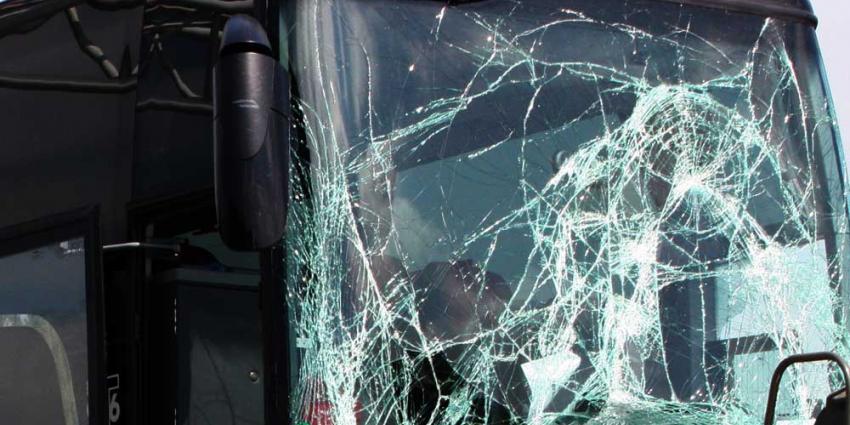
[[285, 1, 850, 423]]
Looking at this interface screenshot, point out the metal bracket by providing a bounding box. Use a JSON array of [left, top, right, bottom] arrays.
[[102, 241, 180, 254]]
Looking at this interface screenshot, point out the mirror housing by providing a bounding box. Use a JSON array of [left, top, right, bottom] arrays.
[[213, 15, 288, 251]]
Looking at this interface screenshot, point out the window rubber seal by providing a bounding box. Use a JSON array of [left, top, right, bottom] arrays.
[[654, 0, 817, 27], [449, 0, 817, 27]]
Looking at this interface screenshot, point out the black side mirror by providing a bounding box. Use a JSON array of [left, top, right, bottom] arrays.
[[213, 15, 289, 251]]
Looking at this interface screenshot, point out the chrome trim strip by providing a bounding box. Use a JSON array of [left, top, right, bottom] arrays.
[[102, 241, 180, 252]]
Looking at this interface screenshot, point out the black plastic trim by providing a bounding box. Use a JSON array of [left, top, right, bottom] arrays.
[[0, 0, 81, 36], [446, 0, 817, 26], [135, 98, 213, 114], [260, 244, 289, 425], [0, 74, 137, 93], [655, 0, 817, 27]]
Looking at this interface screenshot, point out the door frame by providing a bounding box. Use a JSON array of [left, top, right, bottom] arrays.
[[127, 189, 291, 424]]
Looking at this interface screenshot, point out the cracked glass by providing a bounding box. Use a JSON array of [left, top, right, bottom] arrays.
[[285, 1, 850, 423]]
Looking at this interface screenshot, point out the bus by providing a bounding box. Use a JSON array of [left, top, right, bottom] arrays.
[[1, 0, 848, 424]]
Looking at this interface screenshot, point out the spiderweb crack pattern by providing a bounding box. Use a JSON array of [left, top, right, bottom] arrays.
[[287, 4, 849, 424]]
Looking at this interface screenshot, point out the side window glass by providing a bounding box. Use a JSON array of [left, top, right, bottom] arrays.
[[0, 210, 102, 425]]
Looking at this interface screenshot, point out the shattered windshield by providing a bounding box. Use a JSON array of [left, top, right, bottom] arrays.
[[286, 1, 849, 423]]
